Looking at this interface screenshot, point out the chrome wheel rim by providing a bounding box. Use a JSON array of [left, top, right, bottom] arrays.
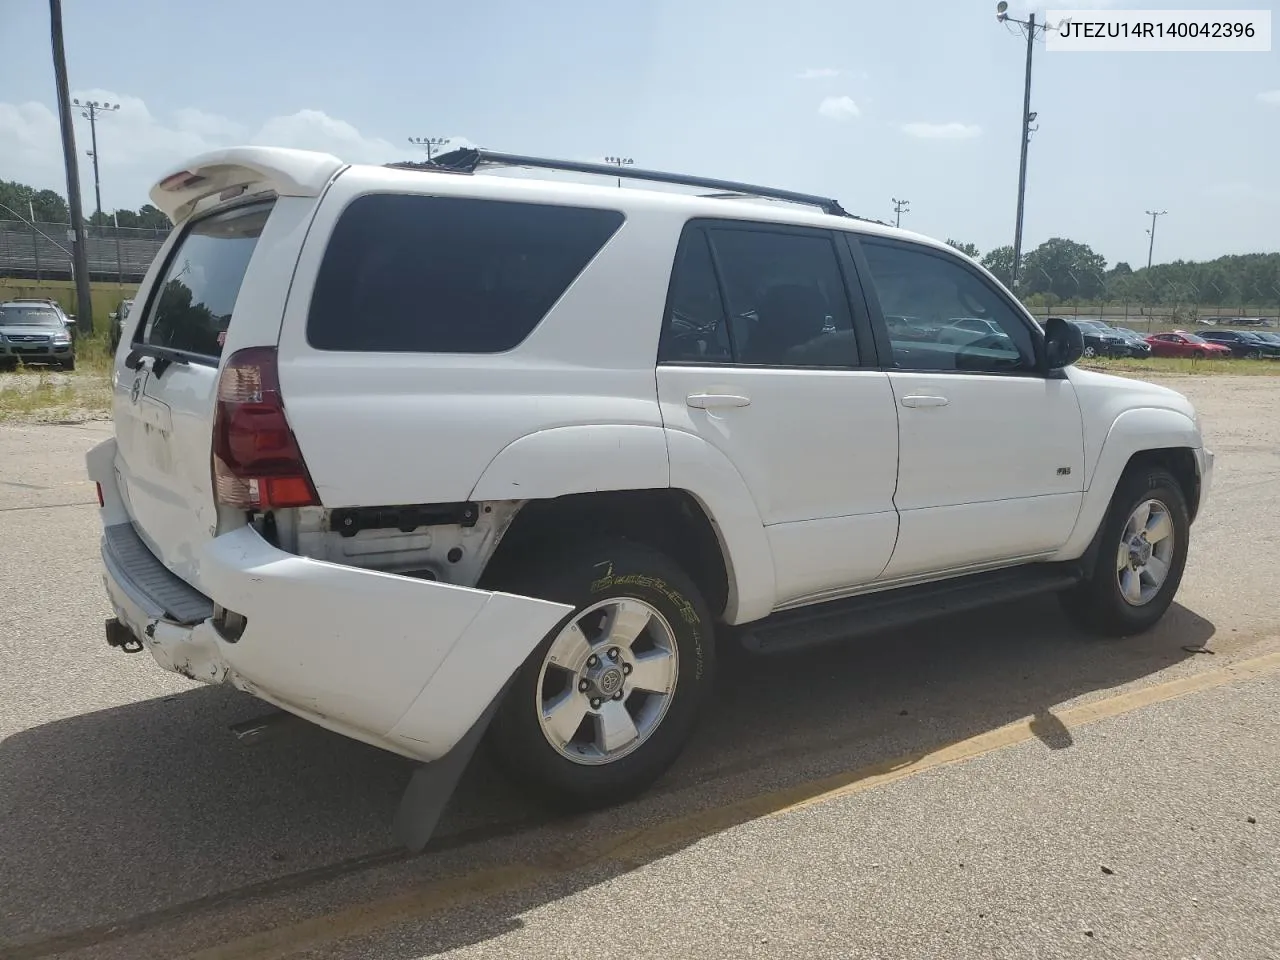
[[1116, 499, 1176, 606], [536, 597, 679, 765]]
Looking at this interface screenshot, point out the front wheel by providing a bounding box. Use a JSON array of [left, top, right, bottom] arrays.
[[62, 357, 76, 371], [1061, 465, 1190, 636], [486, 539, 715, 811]]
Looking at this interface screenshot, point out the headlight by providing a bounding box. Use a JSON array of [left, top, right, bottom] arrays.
[[53, 335, 71, 344]]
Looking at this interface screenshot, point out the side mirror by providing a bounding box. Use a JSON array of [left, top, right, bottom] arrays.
[[1043, 316, 1084, 369]]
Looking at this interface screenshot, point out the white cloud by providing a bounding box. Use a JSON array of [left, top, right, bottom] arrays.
[[797, 67, 841, 80], [1257, 90, 1280, 105], [817, 96, 860, 120], [0, 90, 418, 209], [901, 121, 981, 140]]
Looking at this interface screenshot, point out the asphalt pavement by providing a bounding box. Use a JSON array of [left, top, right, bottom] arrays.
[[1, 375, 1278, 960]]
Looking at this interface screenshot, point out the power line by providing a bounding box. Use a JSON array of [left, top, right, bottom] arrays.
[[891, 197, 909, 228], [73, 98, 119, 224], [408, 137, 449, 161], [1145, 210, 1168, 271], [604, 156, 634, 188]]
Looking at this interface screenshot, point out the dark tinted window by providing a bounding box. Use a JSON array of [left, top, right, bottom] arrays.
[[658, 231, 732, 363], [139, 202, 272, 358], [307, 195, 624, 354], [861, 241, 1035, 373], [659, 225, 857, 367]]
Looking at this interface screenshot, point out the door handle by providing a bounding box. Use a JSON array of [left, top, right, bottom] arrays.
[[900, 395, 950, 408], [686, 393, 751, 409]]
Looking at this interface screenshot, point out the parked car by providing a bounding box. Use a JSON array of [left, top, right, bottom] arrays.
[[1199, 329, 1280, 359], [936, 316, 1012, 348], [1144, 331, 1232, 359], [10, 297, 76, 340], [1252, 331, 1280, 347], [0, 300, 76, 369], [88, 146, 1213, 849], [1061, 318, 1128, 358], [1093, 322, 1151, 358]]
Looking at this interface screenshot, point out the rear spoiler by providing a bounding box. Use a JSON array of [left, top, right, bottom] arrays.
[[149, 146, 347, 224]]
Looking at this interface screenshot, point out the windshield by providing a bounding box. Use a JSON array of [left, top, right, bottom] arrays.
[[1183, 333, 1208, 344], [0, 305, 63, 327]]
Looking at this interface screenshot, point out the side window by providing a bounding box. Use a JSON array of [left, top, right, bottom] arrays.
[[140, 202, 273, 358], [709, 228, 858, 367], [658, 230, 732, 363], [307, 195, 624, 354], [860, 241, 1036, 373]]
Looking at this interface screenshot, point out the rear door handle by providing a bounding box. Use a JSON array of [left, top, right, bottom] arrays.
[[900, 395, 950, 408], [686, 393, 751, 409]]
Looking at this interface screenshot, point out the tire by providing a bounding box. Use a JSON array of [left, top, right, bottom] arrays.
[[1082, 345, 1097, 358], [1193, 350, 1206, 359], [1061, 465, 1190, 637], [1248, 350, 1262, 360], [486, 538, 716, 811], [62, 357, 76, 371]]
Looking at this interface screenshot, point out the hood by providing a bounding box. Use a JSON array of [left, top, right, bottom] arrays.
[[0, 324, 65, 337]]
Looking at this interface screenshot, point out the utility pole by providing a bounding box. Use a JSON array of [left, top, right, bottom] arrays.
[[74, 98, 119, 225], [408, 136, 448, 161], [50, 0, 93, 334], [1145, 210, 1167, 270], [891, 197, 910, 228], [604, 156, 634, 188], [995, 2, 1055, 292]]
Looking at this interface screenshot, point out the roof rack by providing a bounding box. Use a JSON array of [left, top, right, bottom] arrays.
[[389, 149, 878, 222]]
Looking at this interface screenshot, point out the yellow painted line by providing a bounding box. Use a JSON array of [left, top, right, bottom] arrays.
[[184, 649, 1280, 960]]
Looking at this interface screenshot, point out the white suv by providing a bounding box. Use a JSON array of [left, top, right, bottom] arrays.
[[88, 146, 1212, 847]]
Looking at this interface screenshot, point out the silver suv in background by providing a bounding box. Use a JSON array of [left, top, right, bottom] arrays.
[[0, 300, 76, 369]]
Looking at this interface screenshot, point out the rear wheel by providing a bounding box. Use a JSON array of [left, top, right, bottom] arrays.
[[486, 539, 715, 810], [1061, 465, 1190, 636]]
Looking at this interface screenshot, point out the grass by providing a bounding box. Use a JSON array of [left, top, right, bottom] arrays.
[[0, 333, 114, 423], [1080, 355, 1280, 377]]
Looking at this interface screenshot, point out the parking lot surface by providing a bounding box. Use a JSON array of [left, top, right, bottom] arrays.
[[2, 375, 1279, 960]]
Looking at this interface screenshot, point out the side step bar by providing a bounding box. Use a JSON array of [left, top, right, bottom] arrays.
[[740, 565, 1081, 655]]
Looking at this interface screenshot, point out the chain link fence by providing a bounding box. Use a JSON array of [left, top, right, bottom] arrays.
[[0, 219, 167, 284], [1015, 266, 1280, 333]]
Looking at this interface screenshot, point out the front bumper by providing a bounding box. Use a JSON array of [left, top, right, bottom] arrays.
[[88, 438, 572, 762], [0, 341, 72, 361]]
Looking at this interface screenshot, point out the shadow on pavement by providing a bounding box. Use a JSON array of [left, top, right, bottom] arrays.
[[0, 595, 1215, 958]]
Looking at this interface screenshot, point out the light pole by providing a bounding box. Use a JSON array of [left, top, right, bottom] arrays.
[[1145, 210, 1167, 271], [995, 1, 1057, 291], [891, 197, 910, 228], [50, 0, 93, 334], [73, 98, 119, 225], [408, 136, 448, 161], [604, 156, 634, 188]]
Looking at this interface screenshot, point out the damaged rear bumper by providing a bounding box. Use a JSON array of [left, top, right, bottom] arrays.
[[89, 439, 572, 763]]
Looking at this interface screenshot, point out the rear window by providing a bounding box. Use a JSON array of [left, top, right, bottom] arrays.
[[306, 194, 625, 354], [136, 201, 273, 359]]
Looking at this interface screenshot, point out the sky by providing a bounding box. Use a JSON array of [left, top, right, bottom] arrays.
[[1, 0, 1277, 268]]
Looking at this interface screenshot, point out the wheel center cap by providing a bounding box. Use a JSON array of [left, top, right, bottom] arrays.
[[597, 667, 624, 696], [1130, 537, 1152, 566]]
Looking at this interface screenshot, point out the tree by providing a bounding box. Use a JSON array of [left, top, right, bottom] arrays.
[[981, 245, 1016, 288], [0, 180, 68, 222], [945, 240, 980, 258], [136, 204, 170, 229], [1020, 238, 1107, 300]]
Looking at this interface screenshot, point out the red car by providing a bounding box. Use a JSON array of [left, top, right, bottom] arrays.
[[1144, 331, 1232, 359]]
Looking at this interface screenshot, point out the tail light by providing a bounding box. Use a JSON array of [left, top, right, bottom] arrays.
[[212, 346, 319, 510]]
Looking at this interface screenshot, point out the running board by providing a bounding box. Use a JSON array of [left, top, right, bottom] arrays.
[[739, 565, 1081, 655]]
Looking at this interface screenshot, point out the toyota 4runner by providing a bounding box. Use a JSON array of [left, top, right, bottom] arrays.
[[89, 146, 1213, 848]]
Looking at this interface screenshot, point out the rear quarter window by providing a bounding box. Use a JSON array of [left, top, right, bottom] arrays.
[[306, 194, 625, 354], [137, 201, 273, 359]]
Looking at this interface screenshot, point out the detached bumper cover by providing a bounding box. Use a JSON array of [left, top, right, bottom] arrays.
[[90, 438, 573, 763]]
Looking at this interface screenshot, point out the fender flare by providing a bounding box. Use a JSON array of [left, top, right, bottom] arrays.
[[1053, 407, 1201, 562], [663, 429, 776, 625], [470, 425, 777, 625], [469, 424, 671, 501]]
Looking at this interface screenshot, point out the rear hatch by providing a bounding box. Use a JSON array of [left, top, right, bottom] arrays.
[[112, 149, 343, 590]]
